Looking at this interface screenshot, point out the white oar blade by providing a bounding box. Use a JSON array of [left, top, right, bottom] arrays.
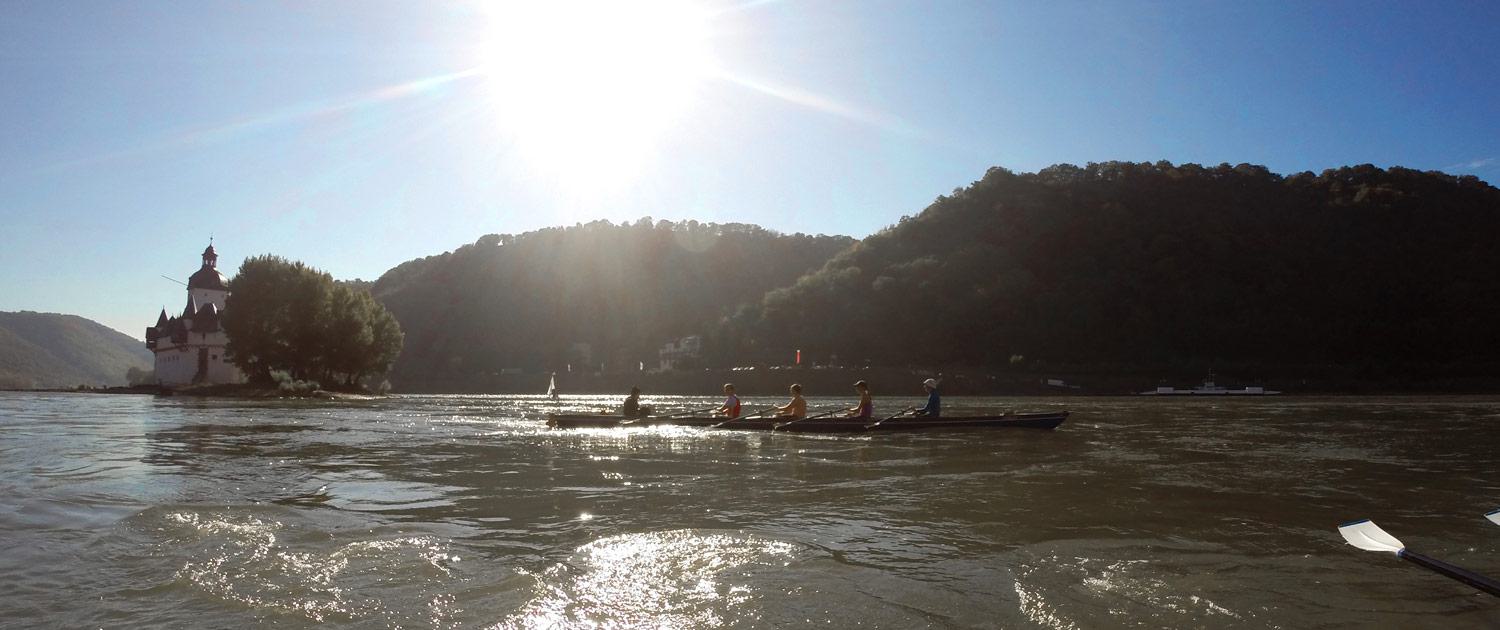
[[1339, 519, 1405, 553], [1486, 509, 1500, 526]]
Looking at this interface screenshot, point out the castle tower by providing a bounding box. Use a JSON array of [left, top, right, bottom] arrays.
[[144, 242, 243, 386], [187, 243, 229, 311]]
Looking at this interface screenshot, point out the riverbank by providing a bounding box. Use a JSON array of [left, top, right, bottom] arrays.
[[11, 366, 1500, 398], [1, 383, 388, 400], [166, 383, 388, 400], [388, 366, 1500, 396]]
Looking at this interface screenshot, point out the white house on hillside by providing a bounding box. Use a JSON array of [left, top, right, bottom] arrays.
[[658, 335, 702, 371], [145, 243, 244, 386]]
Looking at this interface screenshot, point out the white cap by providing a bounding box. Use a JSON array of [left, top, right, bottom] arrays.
[[923, 378, 938, 388]]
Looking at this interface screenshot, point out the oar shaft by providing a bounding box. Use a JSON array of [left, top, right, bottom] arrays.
[[774, 407, 843, 428], [1400, 550, 1500, 597], [710, 406, 778, 428], [865, 407, 914, 428]]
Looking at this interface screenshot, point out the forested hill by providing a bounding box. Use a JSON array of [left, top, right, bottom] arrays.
[[0, 312, 153, 388], [724, 162, 1500, 376], [371, 220, 853, 387]]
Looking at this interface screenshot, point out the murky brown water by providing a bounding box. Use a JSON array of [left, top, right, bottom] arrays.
[[3, 392, 1500, 628]]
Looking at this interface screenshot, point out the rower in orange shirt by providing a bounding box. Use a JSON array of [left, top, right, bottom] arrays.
[[714, 383, 741, 419]]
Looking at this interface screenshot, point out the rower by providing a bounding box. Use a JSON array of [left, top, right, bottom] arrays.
[[714, 383, 741, 418], [845, 380, 872, 420], [622, 386, 653, 418], [773, 384, 806, 419], [912, 378, 941, 417]]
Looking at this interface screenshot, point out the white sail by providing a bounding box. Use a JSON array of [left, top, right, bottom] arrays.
[[547, 374, 558, 398]]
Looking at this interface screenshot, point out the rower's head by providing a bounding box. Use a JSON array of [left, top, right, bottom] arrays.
[[630, 386, 641, 396], [923, 378, 938, 392], [790, 383, 802, 394], [854, 380, 868, 392], [723, 383, 735, 394]]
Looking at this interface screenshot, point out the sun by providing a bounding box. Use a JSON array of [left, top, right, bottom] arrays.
[[478, 0, 714, 186]]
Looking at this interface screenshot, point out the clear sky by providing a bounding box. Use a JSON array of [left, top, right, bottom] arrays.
[[1, 0, 1497, 338]]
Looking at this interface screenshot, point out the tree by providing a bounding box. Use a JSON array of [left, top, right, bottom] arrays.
[[223, 255, 404, 387], [125, 366, 154, 386]]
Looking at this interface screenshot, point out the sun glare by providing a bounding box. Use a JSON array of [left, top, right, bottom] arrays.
[[479, 0, 714, 186]]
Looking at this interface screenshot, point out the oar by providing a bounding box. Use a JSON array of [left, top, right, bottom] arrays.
[[1486, 509, 1500, 526], [622, 406, 716, 426], [709, 406, 777, 429], [772, 407, 845, 430], [1338, 519, 1500, 597], [864, 407, 915, 430]]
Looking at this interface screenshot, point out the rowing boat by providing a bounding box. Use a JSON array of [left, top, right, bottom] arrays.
[[545, 411, 1069, 432]]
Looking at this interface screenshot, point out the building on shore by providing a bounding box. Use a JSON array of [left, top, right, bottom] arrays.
[[658, 335, 702, 371], [145, 243, 243, 386]]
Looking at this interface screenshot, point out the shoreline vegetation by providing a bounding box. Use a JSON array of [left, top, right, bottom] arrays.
[[3, 383, 388, 400], [391, 367, 1500, 396], [11, 364, 1500, 397]]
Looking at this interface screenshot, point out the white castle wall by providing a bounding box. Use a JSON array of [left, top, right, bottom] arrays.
[[154, 346, 197, 385], [153, 330, 243, 386], [190, 288, 228, 311], [204, 342, 242, 384]]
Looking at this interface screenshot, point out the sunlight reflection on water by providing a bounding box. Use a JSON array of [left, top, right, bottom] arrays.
[[497, 530, 800, 630]]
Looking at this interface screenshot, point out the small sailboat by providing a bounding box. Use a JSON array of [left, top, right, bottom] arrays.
[[547, 373, 559, 400]]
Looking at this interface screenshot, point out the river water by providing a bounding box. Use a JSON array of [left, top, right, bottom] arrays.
[[3, 392, 1499, 628]]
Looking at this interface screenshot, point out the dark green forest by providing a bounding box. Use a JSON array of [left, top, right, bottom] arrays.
[[363, 163, 1500, 390], [370, 220, 853, 387], [723, 162, 1500, 377]]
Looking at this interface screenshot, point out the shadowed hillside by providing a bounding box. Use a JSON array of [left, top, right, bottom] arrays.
[[0, 312, 153, 388], [372, 219, 853, 390], [723, 162, 1500, 378]]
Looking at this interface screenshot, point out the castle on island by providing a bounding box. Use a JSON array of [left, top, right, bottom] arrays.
[[145, 243, 243, 386]]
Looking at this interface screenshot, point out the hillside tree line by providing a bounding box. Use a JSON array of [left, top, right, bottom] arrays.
[[721, 161, 1500, 377], [370, 219, 852, 388]]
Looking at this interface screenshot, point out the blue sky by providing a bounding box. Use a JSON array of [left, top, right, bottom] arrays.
[[1, 0, 1497, 338]]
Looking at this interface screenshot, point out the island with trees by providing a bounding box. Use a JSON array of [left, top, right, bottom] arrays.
[[214, 255, 404, 397]]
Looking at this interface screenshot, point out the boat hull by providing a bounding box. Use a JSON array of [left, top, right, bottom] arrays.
[[546, 411, 1069, 432]]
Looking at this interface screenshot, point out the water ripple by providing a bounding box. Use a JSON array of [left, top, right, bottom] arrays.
[[6, 392, 1500, 628]]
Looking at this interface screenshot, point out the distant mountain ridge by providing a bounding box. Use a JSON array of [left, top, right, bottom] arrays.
[[0, 311, 153, 388], [726, 161, 1500, 375], [353, 162, 1500, 392], [370, 219, 854, 389]]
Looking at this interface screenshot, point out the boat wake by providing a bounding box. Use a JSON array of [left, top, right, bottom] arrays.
[[1010, 538, 1251, 629], [132, 505, 472, 625]]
